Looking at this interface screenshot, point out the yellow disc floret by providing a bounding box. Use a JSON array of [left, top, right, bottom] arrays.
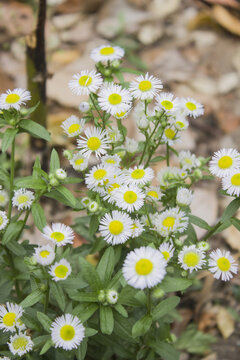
[[3, 312, 16, 327], [12, 336, 28, 350], [54, 265, 69, 278], [186, 102, 197, 111], [164, 128, 176, 140], [131, 169, 145, 179], [6, 94, 20, 104], [217, 257, 231, 271], [100, 46, 115, 56], [75, 159, 84, 166], [109, 220, 124, 235], [161, 100, 173, 110], [87, 137, 101, 151], [123, 191, 137, 204], [147, 191, 158, 199], [183, 252, 200, 267], [135, 258, 153, 275], [60, 325, 75, 341], [93, 169, 107, 181], [68, 123, 81, 134], [231, 173, 240, 186], [162, 216, 175, 229], [138, 80, 152, 92], [51, 232, 65, 242], [17, 195, 29, 204], [78, 75, 92, 87], [218, 156, 233, 169], [40, 250, 50, 258], [108, 94, 122, 105]]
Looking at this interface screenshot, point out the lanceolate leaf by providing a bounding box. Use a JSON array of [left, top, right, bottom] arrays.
[[152, 296, 180, 321], [97, 247, 115, 285], [31, 203, 47, 231], [221, 198, 240, 222], [20, 289, 44, 308], [50, 148, 60, 173], [19, 119, 51, 141], [79, 257, 102, 291], [100, 306, 114, 335], [132, 314, 152, 338], [1, 128, 18, 153]]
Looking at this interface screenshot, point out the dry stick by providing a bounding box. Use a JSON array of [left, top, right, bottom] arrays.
[[26, 0, 48, 170]]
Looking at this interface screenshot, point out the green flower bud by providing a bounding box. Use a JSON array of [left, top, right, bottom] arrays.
[[49, 177, 59, 187], [166, 266, 174, 274], [40, 284, 47, 292], [98, 290, 106, 303], [88, 201, 99, 213], [55, 168, 67, 180], [63, 150, 73, 160], [181, 270, 188, 277], [197, 241, 210, 251], [193, 169, 202, 180], [152, 288, 165, 299], [9, 119, 17, 126], [106, 290, 118, 304], [111, 60, 121, 69], [104, 69, 112, 77]]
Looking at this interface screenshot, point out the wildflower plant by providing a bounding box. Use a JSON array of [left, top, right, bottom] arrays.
[[0, 45, 239, 360]]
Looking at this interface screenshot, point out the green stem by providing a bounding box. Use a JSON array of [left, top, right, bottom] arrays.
[[139, 132, 149, 165], [166, 144, 170, 166], [89, 93, 103, 121], [44, 279, 49, 314], [201, 220, 222, 242], [147, 289, 152, 314], [7, 137, 16, 219], [5, 247, 21, 299]]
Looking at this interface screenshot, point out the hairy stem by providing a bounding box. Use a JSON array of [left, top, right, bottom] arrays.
[[44, 279, 50, 314], [7, 138, 16, 219]]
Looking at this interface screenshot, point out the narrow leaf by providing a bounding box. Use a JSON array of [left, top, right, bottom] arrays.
[[97, 247, 115, 285], [132, 314, 152, 338], [50, 148, 60, 173], [20, 289, 43, 308], [100, 306, 114, 335], [19, 119, 50, 141], [31, 203, 47, 231], [37, 312, 52, 332], [152, 296, 180, 321], [1, 128, 18, 153]]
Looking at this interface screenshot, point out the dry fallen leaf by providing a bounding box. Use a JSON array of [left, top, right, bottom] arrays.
[[216, 306, 235, 339], [212, 5, 240, 36]]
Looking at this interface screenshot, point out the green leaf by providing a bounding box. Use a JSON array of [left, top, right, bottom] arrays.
[[221, 198, 240, 222], [33, 335, 50, 348], [72, 303, 98, 323], [40, 337, 52, 355], [85, 328, 98, 337], [79, 257, 102, 291], [6, 240, 26, 256], [55, 185, 76, 208], [0, 168, 9, 183], [2, 221, 24, 245], [150, 341, 180, 360], [231, 217, 240, 231], [189, 215, 210, 230], [100, 305, 114, 335], [70, 292, 98, 302], [1, 128, 18, 153], [50, 281, 65, 311], [152, 296, 180, 321], [132, 314, 152, 338], [114, 303, 128, 318], [159, 277, 192, 293], [19, 119, 50, 141], [89, 215, 100, 236], [15, 176, 46, 190], [97, 247, 115, 285], [150, 155, 166, 163], [31, 203, 47, 231], [50, 148, 60, 173], [37, 311, 52, 332], [75, 338, 88, 360], [23, 101, 40, 116], [20, 288, 43, 308]]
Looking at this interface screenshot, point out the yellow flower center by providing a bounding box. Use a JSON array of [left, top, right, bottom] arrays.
[[183, 252, 200, 267], [100, 46, 115, 55], [109, 220, 123, 235], [0, 194, 6, 203], [17, 195, 29, 204], [93, 169, 107, 180], [75, 158, 84, 166], [108, 183, 120, 193], [108, 93, 122, 105], [0, 216, 3, 225], [87, 137, 101, 151], [60, 324, 75, 341], [176, 121, 184, 128], [3, 312, 16, 327], [40, 250, 50, 258], [147, 190, 158, 199], [68, 123, 81, 134], [162, 251, 170, 260], [217, 257, 231, 271], [231, 173, 240, 186], [161, 100, 173, 110], [106, 159, 116, 164], [116, 111, 126, 118], [186, 101, 197, 111], [54, 265, 69, 278], [135, 258, 153, 275], [51, 232, 65, 242], [138, 80, 152, 92], [12, 336, 28, 350], [131, 169, 145, 179], [6, 94, 20, 104], [162, 216, 175, 229], [78, 75, 92, 87], [123, 191, 137, 204], [218, 156, 233, 169], [185, 158, 192, 165], [131, 223, 138, 230], [164, 128, 175, 140]]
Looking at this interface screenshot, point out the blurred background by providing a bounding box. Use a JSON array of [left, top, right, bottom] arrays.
[[0, 0, 240, 358]]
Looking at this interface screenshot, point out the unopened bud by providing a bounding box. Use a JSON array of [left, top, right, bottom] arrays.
[[88, 201, 99, 213], [55, 168, 67, 180], [49, 177, 59, 187], [106, 290, 118, 304], [152, 288, 165, 299], [98, 290, 106, 303], [63, 150, 73, 160]]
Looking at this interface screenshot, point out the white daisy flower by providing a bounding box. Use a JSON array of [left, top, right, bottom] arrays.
[[101, 154, 121, 167], [77, 126, 110, 158], [99, 210, 133, 245], [111, 184, 145, 213], [12, 189, 34, 210], [33, 245, 55, 266], [179, 151, 200, 171], [55, 168, 67, 180], [222, 169, 240, 197], [79, 101, 90, 113], [159, 243, 175, 262], [16, 318, 26, 332], [85, 163, 118, 193], [208, 249, 238, 281], [68, 70, 103, 96], [125, 137, 138, 154], [98, 84, 132, 116], [42, 223, 75, 247], [122, 246, 167, 289], [153, 208, 188, 237], [114, 106, 132, 120], [209, 148, 240, 178], [103, 180, 125, 204], [0, 88, 31, 110], [129, 73, 163, 100], [155, 92, 179, 113], [124, 165, 154, 186], [106, 290, 118, 304], [8, 332, 33, 356], [157, 167, 184, 188], [0, 210, 8, 231], [51, 313, 85, 351], [0, 303, 23, 333], [162, 126, 179, 145], [0, 189, 8, 207], [131, 219, 144, 238], [90, 44, 124, 63], [69, 152, 88, 171], [107, 127, 122, 143], [61, 115, 85, 137], [49, 258, 72, 281], [180, 97, 204, 118], [178, 245, 206, 273], [176, 187, 193, 207], [146, 186, 162, 201], [173, 115, 189, 131]]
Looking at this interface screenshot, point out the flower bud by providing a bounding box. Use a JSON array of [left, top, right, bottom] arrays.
[[197, 241, 210, 251], [49, 177, 59, 187], [40, 284, 47, 292], [88, 201, 99, 213], [98, 290, 106, 303], [81, 197, 90, 208], [63, 150, 73, 160], [152, 288, 165, 299], [55, 168, 67, 180], [111, 60, 121, 69], [79, 102, 90, 113], [181, 270, 188, 277], [106, 290, 118, 304], [9, 118, 17, 126], [193, 169, 202, 180]]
